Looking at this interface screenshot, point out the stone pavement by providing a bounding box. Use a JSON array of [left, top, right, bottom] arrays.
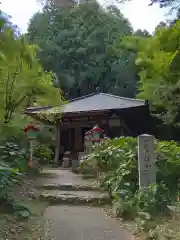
[[44, 206, 134, 240], [37, 168, 98, 188], [38, 168, 134, 240]]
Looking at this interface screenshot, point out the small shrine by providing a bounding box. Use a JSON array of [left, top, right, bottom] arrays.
[[25, 91, 152, 167]]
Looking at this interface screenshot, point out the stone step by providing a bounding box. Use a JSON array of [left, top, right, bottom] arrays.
[[37, 183, 101, 192], [39, 190, 110, 206]]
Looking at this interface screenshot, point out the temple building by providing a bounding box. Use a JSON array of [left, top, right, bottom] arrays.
[[25, 92, 152, 165]]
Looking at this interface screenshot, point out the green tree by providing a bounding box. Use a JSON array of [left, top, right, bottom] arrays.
[[134, 29, 151, 37], [0, 10, 63, 123], [149, 0, 179, 8], [121, 21, 180, 126], [27, 1, 139, 99]]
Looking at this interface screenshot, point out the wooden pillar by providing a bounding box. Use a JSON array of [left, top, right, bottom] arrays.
[[121, 127, 124, 136], [74, 127, 82, 151], [54, 120, 60, 165]]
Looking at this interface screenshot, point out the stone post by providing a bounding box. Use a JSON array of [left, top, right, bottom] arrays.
[[54, 120, 60, 165], [63, 151, 70, 168], [138, 134, 156, 189]]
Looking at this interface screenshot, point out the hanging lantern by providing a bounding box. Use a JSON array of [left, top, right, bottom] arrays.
[[24, 122, 39, 140], [90, 125, 104, 142]]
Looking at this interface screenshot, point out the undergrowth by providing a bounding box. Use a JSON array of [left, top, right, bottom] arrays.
[[80, 137, 180, 240]]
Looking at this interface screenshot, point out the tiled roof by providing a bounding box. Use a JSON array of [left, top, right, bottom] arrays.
[[25, 92, 146, 115]]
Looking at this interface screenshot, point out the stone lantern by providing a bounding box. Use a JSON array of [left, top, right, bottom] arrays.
[[84, 130, 92, 153]]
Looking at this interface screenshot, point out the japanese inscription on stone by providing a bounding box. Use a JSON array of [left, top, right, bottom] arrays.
[[138, 134, 156, 189]]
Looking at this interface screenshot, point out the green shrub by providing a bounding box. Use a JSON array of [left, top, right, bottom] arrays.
[[80, 137, 180, 231], [0, 162, 22, 208], [13, 201, 31, 219], [0, 117, 29, 173], [0, 161, 32, 219], [34, 142, 53, 165], [86, 137, 137, 172], [0, 142, 28, 172], [0, 118, 34, 219], [82, 137, 180, 197], [156, 140, 180, 195]]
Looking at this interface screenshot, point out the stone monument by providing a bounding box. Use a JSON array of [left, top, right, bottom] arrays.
[[62, 151, 71, 168], [138, 134, 156, 189]]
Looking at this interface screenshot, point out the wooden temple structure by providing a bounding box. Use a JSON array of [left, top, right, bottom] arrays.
[[25, 92, 152, 165]]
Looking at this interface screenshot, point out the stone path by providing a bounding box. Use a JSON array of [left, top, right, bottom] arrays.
[[38, 168, 94, 186], [37, 168, 134, 240]]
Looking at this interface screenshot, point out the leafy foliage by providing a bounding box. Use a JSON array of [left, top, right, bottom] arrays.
[[0, 161, 31, 219], [121, 21, 180, 126], [149, 0, 179, 8], [0, 10, 61, 220], [0, 162, 21, 201], [12, 202, 31, 219], [80, 137, 180, 237], [0, 10, 64, 124], [0, 142, 28, 172], [34, 142, 53, 165], [27, 1, 139, 99]]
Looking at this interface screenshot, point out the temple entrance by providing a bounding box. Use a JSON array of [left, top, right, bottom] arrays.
[[60, 128, 75, 152]]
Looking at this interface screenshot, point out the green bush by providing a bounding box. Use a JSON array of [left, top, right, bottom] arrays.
[[0, 118, 34, 218], [34, 142, 53, 166], [0, 142, 28, 172], [0, 117, 29, 172], [156, 140, 180, 195], [0, 161, 21, 202], [80, 137, 180, 232], [0, 162, 31, 219]]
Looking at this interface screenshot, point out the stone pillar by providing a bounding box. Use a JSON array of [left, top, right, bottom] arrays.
[[72, 158, 79, 172], [63, 151, 70, 168], [138, 134, 156, 189], [54, 120, 60, 165], [63, 158, 70, 168]]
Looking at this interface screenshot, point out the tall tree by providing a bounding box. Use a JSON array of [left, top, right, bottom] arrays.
[[0, 10, 64, 123], [27, 1, 139, 99], [121, 21, 180, 126], [134, 29, 151, 37], [149, 0, 179, 8]]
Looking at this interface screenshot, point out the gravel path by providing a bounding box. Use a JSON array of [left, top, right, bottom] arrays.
[[44, 205, 133, 240]]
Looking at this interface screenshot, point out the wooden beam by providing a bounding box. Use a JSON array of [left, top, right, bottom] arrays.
[[60, 122, 94, 130]]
